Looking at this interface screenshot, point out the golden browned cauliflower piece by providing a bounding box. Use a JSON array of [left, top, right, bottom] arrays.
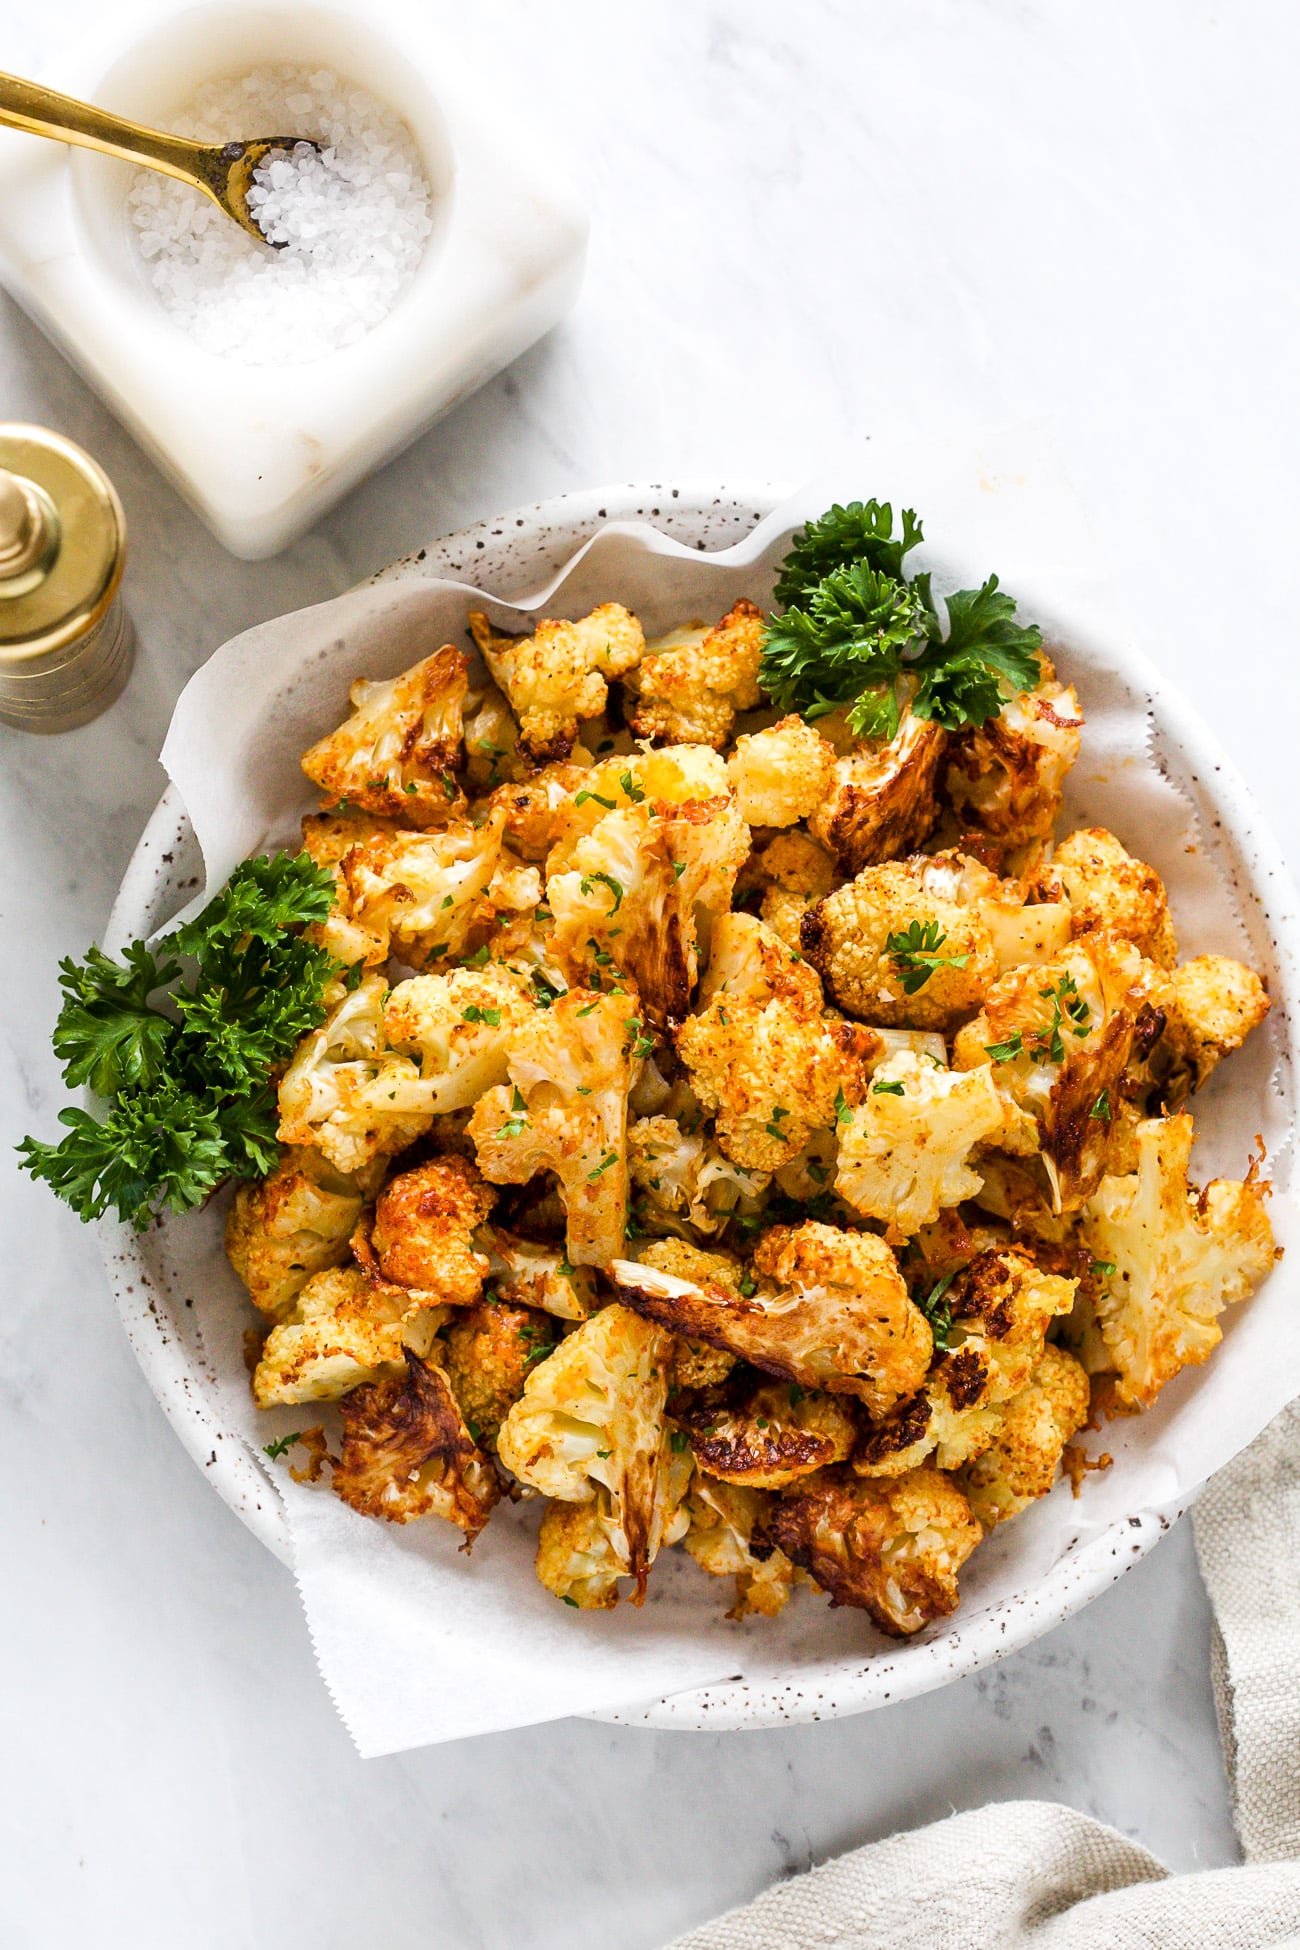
[[683, 1476, 795, 1618], [225, 1146, 373, 1321], [301, 642, 470, 825], [362, 1154, 495, 1305], [958, 1344, 1091, 1527], [808, 711, 947, 873], [463, 680, 524, 791], [443, 1299, 557, 1446], [469, 603, 645, 763], [754, 829, 839, 949], [547, 792, 749, 1030], [332, 1350, 500, 1537], [300, 810, 400, 966], [310, 807, 509, 971], [1079, 1112, 1277, 1409], [675, 1377, 857, 1489], [277, 972, 434, 1173], [479, 1227, 597, 1320], [854, 1246, 1078, 1475], [467, 988, 635, 1267], [380, 963, 539, 1114], [952, 933, 1153, 1211], [1150, 955, 1271, 1104], [625, 598, 765, 748], [943, 659, 1082, 850], [251, 1266, 445, 1407], [484, 762, 594, 862], [628, 1113, 770, 1237], [801, 854, 1000, 1030], [726, 716, 836, 828], [613, 1223, 931, 1416], [835, 1050, 1004, 1240], [756, 1465, 982, 1636], [676, 913, 881, 1170], [1038, 827, 1177, 966]]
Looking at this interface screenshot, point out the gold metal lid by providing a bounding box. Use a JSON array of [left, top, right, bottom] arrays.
[[0, 424, 125, 664]]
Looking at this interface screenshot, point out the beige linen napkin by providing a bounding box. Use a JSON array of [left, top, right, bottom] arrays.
[[668, 1398, 1300, 1950]]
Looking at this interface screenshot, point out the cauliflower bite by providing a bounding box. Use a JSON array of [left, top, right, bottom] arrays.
[[497, 1303, 678, 1600], [380, 963, 538, 1113], [625, 598, 765, 748], [958, 1344, 1090, 1528], [467, 988, 635, 1266], [300, 810, 400, 967], [1080, 1113, 1276, 1409], [332, 1349, 499, 1537], [277, 972, 433, 1173], [468, 602, 645, 763], [1038, 827, 1177, 966], [802, 854, 999, 1030], [547, 792, 749, 1030], [363, 1154, 495, 1305], [753, 829, 839, 949], [756, 1466, 981, 1636], [318, 806, 509, 970], [943, 659, 1083, 850], [225, 1146, 373, 1321], [1148, 955, 1271, 1104], [726, 716, 836, 828], [301, 642, 470, 825], [443, 1300, 557, 1446], [479, 1227, 597, 1320], [485, 762, 595, 862], [463, 680, 524, 791], [251, 1265, 446, 1407], [835, 1050, 1004, 1241], [808, 711, 947, 873], [613, 1224, 931, 1416], [683, 1476, 795, 1618], [674, 1377, 857, 1489], [676, 913, 881, 1170], [628, 1113, 770, 1236], [535, 1439, 694, 1609], [952, 933, 1152, 1211], [854, 1246, 1078, 1476]]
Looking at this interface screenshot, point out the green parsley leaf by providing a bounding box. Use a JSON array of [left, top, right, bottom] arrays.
[[885, 919, 971, 996], [774, 500, 924, 606], [834, 1085, 854, 1126], [669, 1429, 689, 1454], [1090, 1090, 1112, 1121], [618, 771, 646, 803], [872, 1077, 906, 1096], [574, 789, 616, 810], [1091, 1258, 1117, 1279], [460, 944, 492, 968], [580, 871, 624, 913], [985, 1031, 1024, 1063], [919, 1270, 957, 1353], [461, 1004, 503, 1026], [587, 1151, 618, 1180], [262, 1431, 303, 1461], [51, 940, 177, 1098]]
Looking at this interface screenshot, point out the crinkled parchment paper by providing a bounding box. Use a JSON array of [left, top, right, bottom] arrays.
[[151, 430, 1296, 1754]]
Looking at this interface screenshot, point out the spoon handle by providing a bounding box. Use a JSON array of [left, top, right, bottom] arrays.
[[0, 70, 215, 188]]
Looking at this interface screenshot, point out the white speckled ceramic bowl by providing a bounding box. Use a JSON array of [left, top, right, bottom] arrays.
[[99, 483, 1299, 1732]]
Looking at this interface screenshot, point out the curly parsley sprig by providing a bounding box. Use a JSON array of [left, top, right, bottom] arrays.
[[18, 852, 338, 1231], [759, 498, 1043, 738]]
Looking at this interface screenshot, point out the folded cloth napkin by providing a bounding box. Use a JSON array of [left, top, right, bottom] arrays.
[[667, 1398, 1300, 1950]]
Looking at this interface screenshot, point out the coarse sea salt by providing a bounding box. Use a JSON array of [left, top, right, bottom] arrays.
[[126, 65, 435, 366]]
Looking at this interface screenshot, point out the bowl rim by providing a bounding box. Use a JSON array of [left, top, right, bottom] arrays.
[[97, 477, 1297, 1734]]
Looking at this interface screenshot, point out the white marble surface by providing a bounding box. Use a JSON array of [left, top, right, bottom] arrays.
[[2, 1, 1297, 1944]]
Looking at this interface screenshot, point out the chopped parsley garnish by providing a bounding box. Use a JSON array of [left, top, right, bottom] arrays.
[[619, 771, 646, 803], [985, 1031, 1025, 1063], [885, 920, 971, 995], [262, 1431, 303, 1461], [918, 1270, 957, 1352], [834, 1085, 854, 1126], [580, 871, 624, 913], [1090, 1089, 1112, 1121], [672, 861, 686, 881], [461, 943, 492, 969], [1092, 1259, 1117, 1279], [576, 999, 601, 1017], [670, 1429, 689, 1454], [872, 1077, 906, 1096], [574, 788, 615, 810], [587, 1151, 618, 1180], [738, 1272, 758, 1297], [461, 1004, 503, 1026]]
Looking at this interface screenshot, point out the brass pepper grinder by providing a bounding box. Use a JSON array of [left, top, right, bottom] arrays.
[[0, 423, 133, 732]]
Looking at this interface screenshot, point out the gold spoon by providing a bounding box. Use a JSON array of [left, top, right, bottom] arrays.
[[0, 70, 319, 248]]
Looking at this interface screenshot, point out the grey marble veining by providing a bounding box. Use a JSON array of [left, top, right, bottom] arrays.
[[3, 1, 1297, 1944]]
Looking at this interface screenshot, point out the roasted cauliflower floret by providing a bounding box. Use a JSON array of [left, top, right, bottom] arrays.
[[497, 1303, 677, 1600], [251, 1266, 445, 1407], [953, 933, 1153, 1211], [332, 1349, 499, 1536], [726, 716, 836, 828], [756, 1466, 981, 1636], [625, 598, 765, 748], [854, 1246, 1078, 1475], [683, 1476, 795, 1618], [301, 642, 470, 825], [958, 1344, 1091, 1528], [479, 1227, 597, 1320], [628, 1113, 770, 1236], [1038, 827, 1177, 966], [808, 711, 947, 873], [675, 1377, 857, 1489], [463, 680, 524, 791], [676, 913, 881, 1170], [469, 603, 645, 762], [381, 963, 538, 1113], [362, 1154, 495, 1305], [1149, 955, 1271, 1104], [802, 854, 999, 1030], [1079, 1113, 1276, 1409], [315, 807, 509, 970], [443, 1299, 557, 1447], [753, 829, 839, 948], [225, 1146, 373, 1321], [613, 1223, 931, 1415], [534, 1499, 624, 1609], [548, 792, 749, 1030], [300, 810, 399, 966], [835, 1050, 1004, 1240], [943, 659, 1082, 850], [277, 972, 433, 1172], [467, 988, 636, 1266], [485, 762, 594, 862]]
